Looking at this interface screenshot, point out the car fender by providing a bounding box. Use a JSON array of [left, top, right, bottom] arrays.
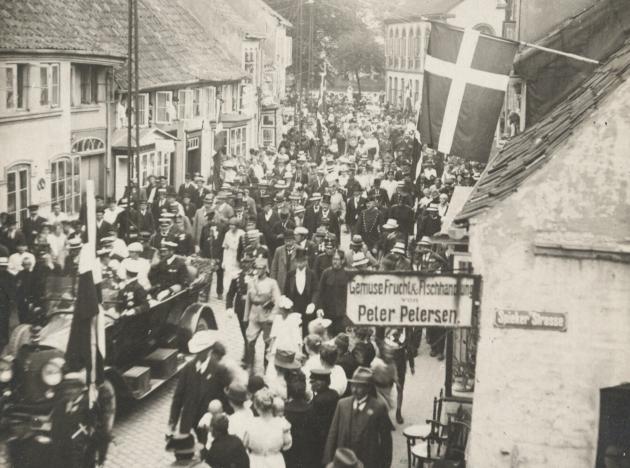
[[176, 303, 217, 350]]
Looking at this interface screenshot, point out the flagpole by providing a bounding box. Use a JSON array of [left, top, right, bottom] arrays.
[[85, 180, 98, 407], [426, 19, 600, 66]]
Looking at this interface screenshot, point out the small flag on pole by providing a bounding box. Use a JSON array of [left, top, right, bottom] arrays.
[[418, 22, 518, 162]]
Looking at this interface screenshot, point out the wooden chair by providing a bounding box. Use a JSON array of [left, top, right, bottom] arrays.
[[404, 389, 444, 468], [412, 418, 471, 468]]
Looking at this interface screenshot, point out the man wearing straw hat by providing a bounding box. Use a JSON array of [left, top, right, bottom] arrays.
[[167, 330, 229, 460], [323, 367, 394, 468]]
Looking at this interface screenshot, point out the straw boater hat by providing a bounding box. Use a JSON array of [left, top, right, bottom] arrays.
[[310, 192, 322, 202], [294, 205, 305, 215], [294, 226, 309, 237], [391, 241, 407, 256], [188, 330, 220, 354], [128, 242, 143, 253], [382, 218, 399, 230]]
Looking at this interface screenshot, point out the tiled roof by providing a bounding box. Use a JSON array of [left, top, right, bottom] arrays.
[[113, 0, 244, 90], [455, 39, 630, 223], [383, 0, 464, 24], [0, 0, 127, 58]]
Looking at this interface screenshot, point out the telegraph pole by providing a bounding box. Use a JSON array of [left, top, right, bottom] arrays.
[[126, 0, 133, 231], [296, 0, 304, 134]]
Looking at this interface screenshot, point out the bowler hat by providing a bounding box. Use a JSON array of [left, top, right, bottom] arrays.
[[326, 448, 364, 468], [274, 349, 301, 369]]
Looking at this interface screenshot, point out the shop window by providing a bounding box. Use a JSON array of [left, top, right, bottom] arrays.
[[229, 127, 247, 157], [7, 164, 30, 227], [51, 156, 81, 215], [155, 91, 172, 123]]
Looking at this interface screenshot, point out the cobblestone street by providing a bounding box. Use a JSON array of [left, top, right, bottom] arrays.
[[102, 289, 445, 468]]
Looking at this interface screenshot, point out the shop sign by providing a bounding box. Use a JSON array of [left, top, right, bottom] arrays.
[[494, 309, 567, 331], [346, 272, 479, 327]]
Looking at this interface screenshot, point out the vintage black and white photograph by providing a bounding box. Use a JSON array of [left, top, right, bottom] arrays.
[[0, 0, 628, 466]]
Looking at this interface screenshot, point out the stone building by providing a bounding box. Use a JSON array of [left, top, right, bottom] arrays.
[[454, 20, 630, 468]]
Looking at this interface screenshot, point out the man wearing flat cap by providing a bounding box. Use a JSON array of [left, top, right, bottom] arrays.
[[168, 331, 229, 457], [323, 367, 393, 468], [23, 204, 47, 249]]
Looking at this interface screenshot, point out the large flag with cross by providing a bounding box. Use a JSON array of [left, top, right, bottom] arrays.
[[418, 22, 518, 162]]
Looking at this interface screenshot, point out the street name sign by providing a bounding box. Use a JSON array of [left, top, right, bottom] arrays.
[[494, 309, 567, 331], [346, 272, 479, 327]]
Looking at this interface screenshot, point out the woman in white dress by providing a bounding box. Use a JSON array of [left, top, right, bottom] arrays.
[[222, 217, 244, 292], [243, 388, 292, 468]]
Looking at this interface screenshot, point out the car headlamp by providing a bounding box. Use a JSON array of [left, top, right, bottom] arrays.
[[0, 358, 13, 383], [41, 358, 64, 387]]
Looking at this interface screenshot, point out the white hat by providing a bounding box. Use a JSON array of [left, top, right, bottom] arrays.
[[351, 251, 370, 267], [128, 242, 143, 253], [125, 259, 140, 274], [294, 226, 309, 236], [278, 295, 294, 310], [0, 257, 8, 266], [391, 241, 406, 256], [382, 218, 399, 230], [188, 330, 219, 354]]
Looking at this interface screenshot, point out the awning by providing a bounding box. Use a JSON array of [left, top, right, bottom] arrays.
[[111, 127, 178, 152]]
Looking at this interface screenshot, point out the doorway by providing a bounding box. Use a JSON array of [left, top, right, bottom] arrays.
[[596, 385, 630, 468]]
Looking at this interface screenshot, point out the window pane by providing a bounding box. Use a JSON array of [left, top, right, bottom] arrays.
[[73, 156, 80, 176], [19, 168, 27, 188], [40, 67, 48, 105], [17, 64, 28, 109], [51, 65, 59, 106], [7, 172, 15, 193], [52, 181, 57, 201], [6, 68, 14, 109], [59, 179, 65, 199], [7, 192, 16, 213], [19, 188, 28, 211]]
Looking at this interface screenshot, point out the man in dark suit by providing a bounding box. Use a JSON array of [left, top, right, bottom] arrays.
[[323, 367, 394, 468], [22, 204, 47, 248], [257, 197, 281, 256], [177, 173, 196, 202], [319, 195, 341, 243], [309, 368, 340, 464], [355, 193, 383, 255], [308, 167, 328, 195], [132, 198, 155, 233], [345, 187, 366, 236], [284, 247, 318, 336], [270, 230, 295, 295], [190, 175, 210, 210], [304, 193, 323, 236], [169, 332, 230, 452]]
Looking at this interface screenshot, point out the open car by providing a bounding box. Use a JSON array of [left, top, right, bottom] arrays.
[[0, 266, 216, 464]]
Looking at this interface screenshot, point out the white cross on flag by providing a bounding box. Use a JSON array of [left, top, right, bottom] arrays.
[[418, 22, 518, 162]]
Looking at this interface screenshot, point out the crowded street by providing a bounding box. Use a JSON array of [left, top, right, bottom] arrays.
[[1, 0, 630, 467]]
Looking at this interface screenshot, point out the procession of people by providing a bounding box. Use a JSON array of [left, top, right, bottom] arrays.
[[0, 90, 480, 468]]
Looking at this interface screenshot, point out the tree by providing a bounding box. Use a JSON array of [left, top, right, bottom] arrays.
[[331, 30, 384, 96]]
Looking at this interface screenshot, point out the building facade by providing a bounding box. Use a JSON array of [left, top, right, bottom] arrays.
[[0, 1, 126, 222], [455, 34, 630, 468], [384, 0, 507, 115]]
